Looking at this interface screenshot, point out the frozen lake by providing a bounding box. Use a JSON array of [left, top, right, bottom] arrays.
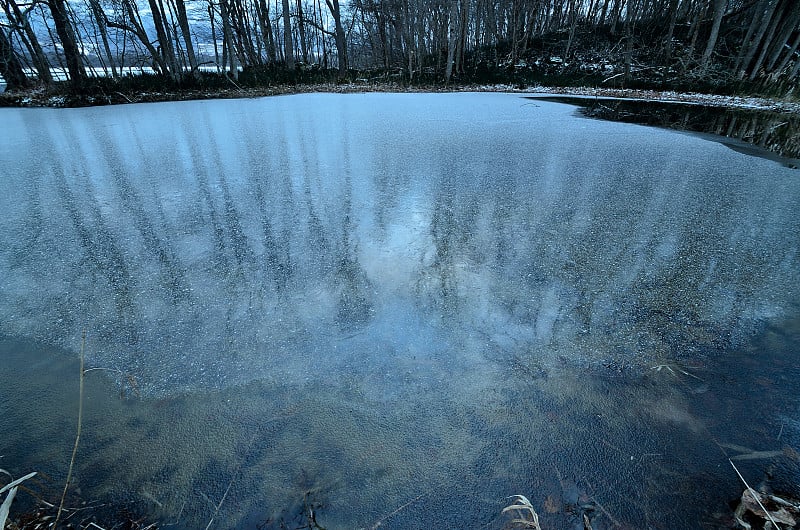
[[1, 93, 799, 528]]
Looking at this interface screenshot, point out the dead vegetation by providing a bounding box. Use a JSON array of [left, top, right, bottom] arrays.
[[501, 495, 541, 530], [734, 487, 800, 530], [1, 333, 157, 530], [0, 472, 38, 529], [730, 458, 800, 530]]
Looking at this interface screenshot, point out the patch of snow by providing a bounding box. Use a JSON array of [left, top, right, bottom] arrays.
[[515, 85, 800, 115]]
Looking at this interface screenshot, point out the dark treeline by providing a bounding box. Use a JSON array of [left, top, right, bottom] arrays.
[[1, 0, 799, 95]]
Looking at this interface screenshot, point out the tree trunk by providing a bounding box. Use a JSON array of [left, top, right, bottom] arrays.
[[257, 0, 277, 63], [684, 0, 705, 59], [296, 0, 308, 62], [748, 0, 785, 80], [764, 1, 800, 72], [282, 0, 294, 69], [378, 9, 389, 69], [624, 19, 633, 81], [565, 0, 578, 59], [700, 0, 726, 70], [326, 0, 348, 76], [230, 0, 257, 66], [599, 0, 611, 26], [770, 28, 800, 79], [444, 0, 458, 82], [221, 0, 239, 78], [662, 0, 678, 65], [175, 0, 199, 76], [0, 26, 30, 91], [86, 0, 118, 77], [149, 0, 180, 79], [510, 0, 522, 62], [610, 0, 625, 35], [454, 0, 468, 74], [48, 0, 86, 87], [209, 1, 221, 71], [734, 0, 766, 72], [736, 0, 779, 79], [402, 0, 414, 79], [623, 0, 635, 82]]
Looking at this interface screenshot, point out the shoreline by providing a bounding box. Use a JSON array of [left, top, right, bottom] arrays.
[[2, 82, 800, 116], [4, 82, 797, 163]]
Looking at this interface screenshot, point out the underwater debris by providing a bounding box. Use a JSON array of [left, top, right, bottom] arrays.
[[731, 458, 800, 530], [734, 488, 799, 529]]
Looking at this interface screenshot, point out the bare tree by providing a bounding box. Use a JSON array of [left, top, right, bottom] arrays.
[[3, 0, 797, 90], [86, 0, 118, 77], [0, 22, 29, 90], [106, 0, 170, 76], [4, 0, 53, 83]]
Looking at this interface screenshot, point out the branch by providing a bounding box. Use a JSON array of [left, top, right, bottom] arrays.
[[105, 18, 138, 35], [347, 6, 358, 35], [296, 14, 334, 36], [105, 15, 155, 48]]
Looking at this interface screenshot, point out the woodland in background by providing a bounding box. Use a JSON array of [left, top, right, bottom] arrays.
[[1, 0, 799, 97]]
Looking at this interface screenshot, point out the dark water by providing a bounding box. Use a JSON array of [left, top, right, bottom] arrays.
[[2, 322, 798, 529], [0, 93, 798, 528], [535, 95, 800, 165]]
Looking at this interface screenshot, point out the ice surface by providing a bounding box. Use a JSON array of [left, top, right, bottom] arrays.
[[0, 93, 798, 395], [2, 93, 800, 529]]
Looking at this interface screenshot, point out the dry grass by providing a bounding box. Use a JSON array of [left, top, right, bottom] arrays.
[[54, 331, 86, 529], [0, 472, 38, 529]]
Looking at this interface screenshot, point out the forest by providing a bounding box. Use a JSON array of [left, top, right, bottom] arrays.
[[1, 0, 799, 98]]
